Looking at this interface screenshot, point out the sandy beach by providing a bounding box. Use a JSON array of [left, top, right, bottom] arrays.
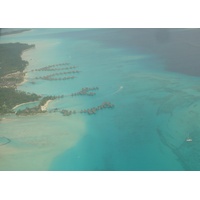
[[12, 101, 39, 110], [17, 73, 28, 86], [41, 100, 52, 111]]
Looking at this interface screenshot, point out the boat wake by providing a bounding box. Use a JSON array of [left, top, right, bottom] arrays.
[[111, 86, 123, 95], [99, 86, 124, 99]]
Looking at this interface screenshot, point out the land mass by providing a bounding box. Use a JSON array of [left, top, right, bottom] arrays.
[[0, 42, 72, 115], [0, 28, 32, 37], [0, 42, 35, 79], [0, 88, 40, 114], [0, 42, 40, 115]]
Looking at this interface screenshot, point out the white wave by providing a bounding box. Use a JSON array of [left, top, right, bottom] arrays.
[[111, 86, 123, 95]]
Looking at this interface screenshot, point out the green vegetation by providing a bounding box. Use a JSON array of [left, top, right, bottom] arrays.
[[0, 42, 40, 115], [0, 42, 35, 77], [0, 42, 114, 117], [16, 106, 44, 116], [0, 88, 40, 114], [39, 96, 57, 107], [0, 28, 32, 36], [15, 96, 58, 116]]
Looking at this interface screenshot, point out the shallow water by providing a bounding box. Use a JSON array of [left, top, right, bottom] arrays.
[[1, 29, 200, 170]]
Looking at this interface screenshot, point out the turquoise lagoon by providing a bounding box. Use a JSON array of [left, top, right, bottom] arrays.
[[1, 29, 200, 170]]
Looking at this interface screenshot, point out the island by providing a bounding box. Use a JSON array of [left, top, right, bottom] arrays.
[[0, 42, 40, 114]]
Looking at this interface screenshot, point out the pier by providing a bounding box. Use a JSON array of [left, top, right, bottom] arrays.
[[71, 87, 99, 97], [29, 62, 79, 81], [31, 63, 76, 72], [15, 61, 115, 117], [60, 101, 114, 116]]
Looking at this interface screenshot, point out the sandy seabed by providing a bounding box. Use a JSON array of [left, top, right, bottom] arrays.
[[0, 112, 86, 170]]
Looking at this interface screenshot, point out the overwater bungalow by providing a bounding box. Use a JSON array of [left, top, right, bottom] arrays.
[[92, 108, 96, 113], [100, 105, 104, 109], [88, 92, 96, 96]]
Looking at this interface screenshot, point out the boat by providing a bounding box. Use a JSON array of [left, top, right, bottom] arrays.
[[186, 138, 192, 142], [186, 133, 192, 142]]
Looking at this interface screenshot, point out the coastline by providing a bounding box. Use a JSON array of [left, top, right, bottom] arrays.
[[0, 43, 35, 88], [16, 73, 28, 87], [18, 45, 36, 86], [12, 101, 39, 110], [41, 100, 52, 111], [9, 40, 62, 115]]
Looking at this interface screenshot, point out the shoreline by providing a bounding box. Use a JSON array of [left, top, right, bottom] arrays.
[[21, 45, 35, 55], [17, 45, 36, 87], [41, 100, 52, 111], [9, 41, 59, 114], [16, 73, 28, 87], [0, 43, 35, 88], [12, 101, 39, 110]]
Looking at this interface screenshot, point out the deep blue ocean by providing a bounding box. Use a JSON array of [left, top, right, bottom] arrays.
[[1, 29, 200, 170]]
